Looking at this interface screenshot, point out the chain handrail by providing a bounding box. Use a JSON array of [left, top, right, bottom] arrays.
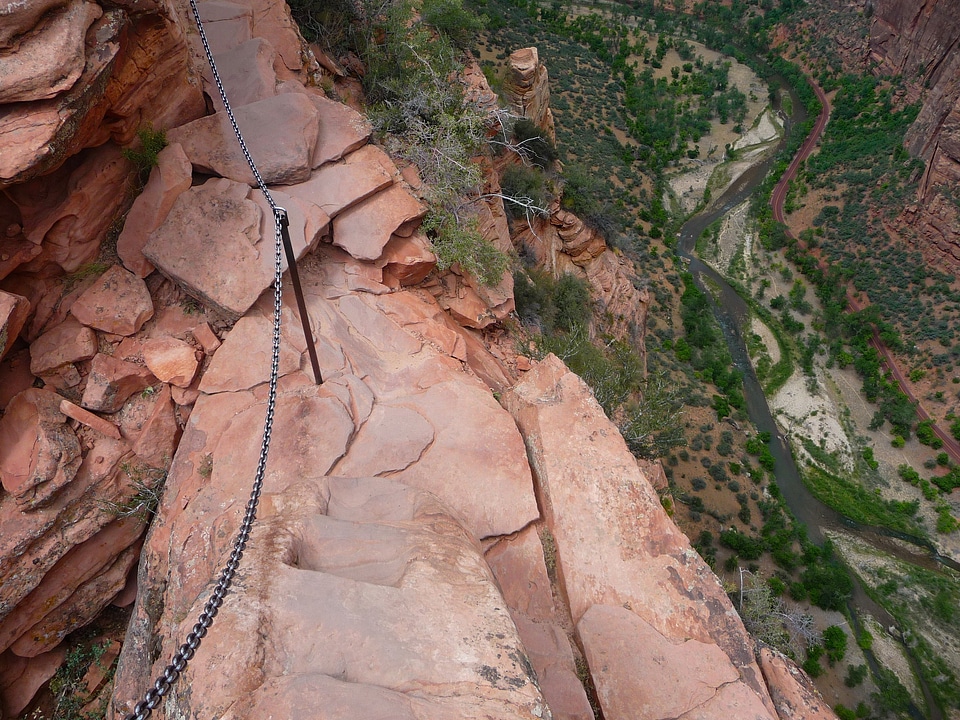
[[124, 2, 287, 716]]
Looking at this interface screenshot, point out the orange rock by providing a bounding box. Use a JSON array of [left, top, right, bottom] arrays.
[[0, 289, 30, 361], [81, 353, 155, 413], [0, 348, 34, 409], [70, 264, 154, 336], [59, 398, 122, 440], [0, 646, 66, 718], [131, 385, 180, 469], [758, 646, 839, 720], [309, 93, 371, 167], [190, 321, 221, 354], [0, 388, 81, 507], [332, 184, 426, 261], [142, 337, 199, 388]]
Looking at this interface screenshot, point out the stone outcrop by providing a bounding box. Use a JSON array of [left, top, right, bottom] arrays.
[[504, 47, 556, 142], [868, 0, 960, 266], [514, 203, 650, 362]]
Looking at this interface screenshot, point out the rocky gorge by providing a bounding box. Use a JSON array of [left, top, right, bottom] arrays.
[[0, 0, 848, 718]]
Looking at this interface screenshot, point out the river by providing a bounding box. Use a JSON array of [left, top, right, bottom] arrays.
[[673, 81, 949, 720]]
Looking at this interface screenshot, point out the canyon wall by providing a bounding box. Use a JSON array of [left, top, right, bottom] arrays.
[[868, 0, 960, 265]]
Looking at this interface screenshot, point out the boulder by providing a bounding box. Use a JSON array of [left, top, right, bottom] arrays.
[[0, 290, 31, 360], [194, 0, 253, 55], [69, 264, 154, 336], [116, 143, 193, 278], [143, 177, 272, 319], [0, 388, 82, 509], [81, 353, 155, 413], [30, 318, 97, 376], [503, 355, 777, 720], [168, 93, 320, 186], [378, 232, 437, 288], [142, 337, 199, 388], [131, 385, 181, 469], [0, 0, 70, 48], [332, 184, 425, 261], [0, 0, 101, 104], [59, 398, 122, 440]]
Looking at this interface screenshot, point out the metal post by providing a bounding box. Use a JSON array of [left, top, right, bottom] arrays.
[[276, 208, 323, 385]]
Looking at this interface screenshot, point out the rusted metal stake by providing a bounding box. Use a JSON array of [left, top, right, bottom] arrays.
[[276, 208, 323, 385]]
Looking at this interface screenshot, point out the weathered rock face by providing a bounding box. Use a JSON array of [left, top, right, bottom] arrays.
[[868, 0, 960, 266], [514, 204, 649, 362]]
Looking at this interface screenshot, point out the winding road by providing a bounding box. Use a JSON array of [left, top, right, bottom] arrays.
[[769, 81, 960, 464]]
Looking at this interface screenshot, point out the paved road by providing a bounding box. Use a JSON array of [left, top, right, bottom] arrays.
[[769, 80, 960, 463]]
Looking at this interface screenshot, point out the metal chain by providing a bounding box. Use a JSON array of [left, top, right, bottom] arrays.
[[124, 3, 286, 717]]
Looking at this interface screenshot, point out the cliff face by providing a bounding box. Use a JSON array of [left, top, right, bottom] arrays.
[[1, 4, 835, 719], [868, 0, 960, 265]]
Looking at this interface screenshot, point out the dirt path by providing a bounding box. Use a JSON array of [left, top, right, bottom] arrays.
[[769, 80, 960, 464]]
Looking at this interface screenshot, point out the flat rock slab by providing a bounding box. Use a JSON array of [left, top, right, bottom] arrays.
[[143, 177, 272, 320], [283, 154, 392, 220], [168, 93, 320, 186], [70, 264, 154, 336], [207, 37, 278, 111], [309, 94, 371, 166], [29, 317, 96, 377], [81, 353, 154, 413], [142, 337, 199, 388], [112, 474, 547, 720], [504, 355, 778, 720], [331, 184, 425, 261]]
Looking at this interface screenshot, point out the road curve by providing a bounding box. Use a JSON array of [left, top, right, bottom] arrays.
[[769, 80, 960, 463]]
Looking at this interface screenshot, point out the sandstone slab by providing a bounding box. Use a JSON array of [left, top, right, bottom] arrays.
[[0, 0, 70, 47], [0, 388, 82, 508], [0, 0, 101, 104], [758, 647, 838, 720], [0, 646, 66, 717], [208, 37, 278, 111], [142, 337, 199, 388], [168, 93, 320, 186], [194, 0, 252, 54], [131, 385, 180, 469], [112, 475, 546, 720], [0, 289, 31, 361], [332, 184, 425, 261], [379, 232, 436, 287], [81, 353, 154, 413], [309, 93, 371, 166], [59, 398, 121, 440], [143, 177, 272, 319], [199, 312, 302, 394], [504, 355, 777, 718], [284, 152, 393, 219], [70, 264, 154, 335], [117, 142, 193, 277]]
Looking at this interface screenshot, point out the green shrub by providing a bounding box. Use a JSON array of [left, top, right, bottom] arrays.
[[553, 274, 592, 332], [512, 118, 559, 169], [123, 125, 167, 184], [421, 0, 484, 48], [423, 212, 508, 286], [500, 164, 550, 219]]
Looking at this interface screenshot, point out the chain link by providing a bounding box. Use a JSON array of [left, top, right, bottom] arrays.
[[124, 2, 286, 717]]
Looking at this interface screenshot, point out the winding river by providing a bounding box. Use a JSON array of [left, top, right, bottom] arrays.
[[673, 81, 952, 720]]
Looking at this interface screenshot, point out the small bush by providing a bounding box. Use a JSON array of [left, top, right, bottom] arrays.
[[512, 118, 558, 169], [424, 212, 508, 286]]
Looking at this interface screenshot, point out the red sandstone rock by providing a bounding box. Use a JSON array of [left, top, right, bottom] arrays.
[[198, 313, 302, 394], [117, 143, 193, 278], [69, 264, 154, 336], [0, 289, 30, 360], [142, 337, 199, 388], [504, 355, 777, 719], [59, 398, 122, 440], [191, 321, 221, 354], [0, 517, 144, 655], [284, 151, 393, 219], [112, 475, 547, 720], [309, 93, 372, 166], [332, 184, 426, 261], [143, 177, 273, 319], [758, 646, 838, 719], [81, 353, 154, 413], [0, 0, 101, 104], [207, 38, 278, 111], [247, 186, 329, 274], [0, 348, 34, 409], [0, 646, 66, 717], [0, 388, 82, 508], [378, 232, 437, 287], [504, 48, 556, 142], [131, 385, 180, 469], [6, 144, 136, 273], [194, 0, 253, 54], [168, 93, 320, 186], [0, 0, 69, 47]]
